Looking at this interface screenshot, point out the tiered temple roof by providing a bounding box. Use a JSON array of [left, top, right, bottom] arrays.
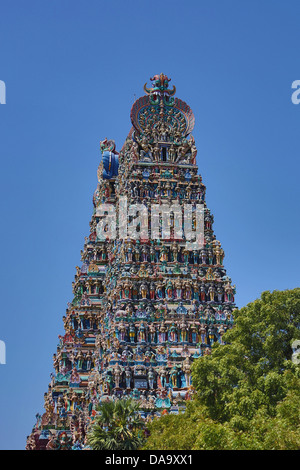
[[26, 74, 236, 450]]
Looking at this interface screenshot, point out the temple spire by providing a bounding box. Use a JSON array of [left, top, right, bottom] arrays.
[[26, 75, 236, 450]]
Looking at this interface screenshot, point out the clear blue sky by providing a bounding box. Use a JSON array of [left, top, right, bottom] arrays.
[[0, 0, 299, 450]]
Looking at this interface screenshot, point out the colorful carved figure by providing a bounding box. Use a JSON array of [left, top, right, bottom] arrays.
[[100, 139, 119, 180]]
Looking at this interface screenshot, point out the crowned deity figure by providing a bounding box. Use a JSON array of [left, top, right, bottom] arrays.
[[140, 283, 148, 300], [169, 323, 178, 343], [148, 367, 155, 389], [175, 279, 182, 299], [158, 322, 167, 343], [156, 281, 164, 300], [199, 324, 207, 344], [165, 281, 173, 300], [129, 325, 135, 343], [125, 366, 132, 388], [157, 366, 167, 389]]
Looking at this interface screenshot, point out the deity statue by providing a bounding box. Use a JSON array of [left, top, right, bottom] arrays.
[[199, 324, 207, 344], [184, 282, 192, 300], [224, 282, 235, 302], [113, 364, 122, 388], [200, 248, 207, 264], [208, 285, 216, 302], [123, 281, 132, 299], [125, 242, 133, 262], [156, 281, 164, 300], [137, 322, 146, 342], [169, 323, 178, 343], [165, 281, 173, 300], [125, 366, 132, 388], [217, 324, 226, 345], [149, 282, 156, 300], [157, 366, 167, 388], [175, 279, 182, 299], [200, 284, 206, 302], [149, 324, 156, 343], [193, 281, 199, 300], [160, 245, 168, 262], [153, 143, 160, 161], [168, 144, 176, 162], [150, 245, 156, 262], [129, 325, 135, 343], [217, 286, 223, 302], [190, 323, 198, 343], [158, 322, 167, 343], [208, 326, 215, 345], [182, 357, 192, 387], [170, 366, 178, 388], [140, 283, 148, 299], [148, 367, 155, 389], [179, 320, 188, 342]]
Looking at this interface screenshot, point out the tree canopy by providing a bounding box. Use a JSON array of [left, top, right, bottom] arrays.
[[87, 398, 146, 450], [144, 288, 300, 450]]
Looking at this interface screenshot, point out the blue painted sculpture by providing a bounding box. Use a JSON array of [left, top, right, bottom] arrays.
[[100, 138, 119, 179]]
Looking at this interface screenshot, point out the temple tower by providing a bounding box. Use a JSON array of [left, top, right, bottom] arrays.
[[26, 74, 236, 450]]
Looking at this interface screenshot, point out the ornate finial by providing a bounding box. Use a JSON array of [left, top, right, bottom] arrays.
[[130, 74, 195, 137], [144, 73, 176, 106]]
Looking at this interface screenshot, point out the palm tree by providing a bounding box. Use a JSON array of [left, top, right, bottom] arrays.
[[87, 398, 146, 450]]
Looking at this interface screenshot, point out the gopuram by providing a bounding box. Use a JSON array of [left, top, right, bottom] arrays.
[[26, 74, 236, 450]]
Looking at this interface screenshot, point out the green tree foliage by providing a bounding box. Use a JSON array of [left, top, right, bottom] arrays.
[[144, 289, 300, 450], [87, 398, 146, 450]]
